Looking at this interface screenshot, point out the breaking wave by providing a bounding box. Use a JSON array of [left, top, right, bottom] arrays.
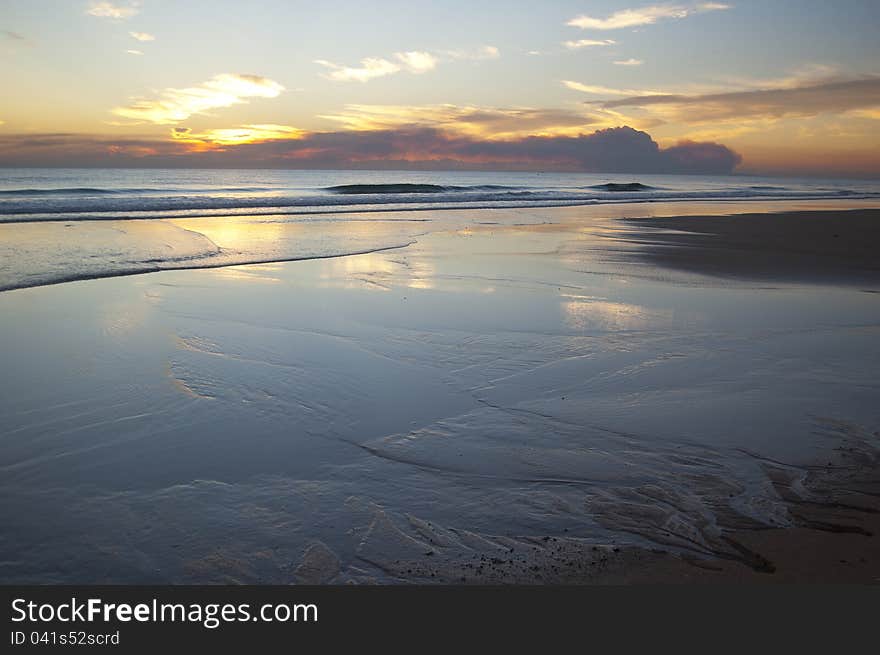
[[326, 183, 518, 194], [1, 169, 878, 226], [587, 182, 659, 192]]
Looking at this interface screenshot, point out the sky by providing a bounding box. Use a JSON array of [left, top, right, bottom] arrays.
[[1, 0, 879, 176]]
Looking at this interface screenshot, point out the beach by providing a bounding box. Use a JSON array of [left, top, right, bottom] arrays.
[[1, 199, 878, 584], [620, 208, 880, 285]]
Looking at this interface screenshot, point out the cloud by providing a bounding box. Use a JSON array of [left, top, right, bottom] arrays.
[[86, 1, 140, 19], [1, 29, 33, 50], [319, 104, 602, 139], [563, 80, 665, 97], [315, 58, 400, 82], [316, 46, 499, 82], [0, 125, 741, 174], [394, 51, 438, 73], [443, 45, 500, 60], [316, 50, 439, 82], [567, 3, 730, 30], [129, 31, 155, 41], [614, 58, 644, 66], [599, 77, 880, 122], [125, 49, 143, 55], [111, 73, 284, 124], [722, 64, 841, 91], [564, 39, 616, 49], [657, 138, 742, 173], [849, 108, 880, 121], [236, 125, 743, 173], [171, 124, 302, 147], [7, 123, 879, 178], [307, 126, 735, 172]]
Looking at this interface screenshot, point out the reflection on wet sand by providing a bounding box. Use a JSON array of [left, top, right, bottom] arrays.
[[208, 264, 284, 284], [560, 294, 681, 331], [0, 201, 879, 583]]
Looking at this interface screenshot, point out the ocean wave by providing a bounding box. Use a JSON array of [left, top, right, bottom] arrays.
[[1, 184, 878, 222], [0, 190, 555, 216], [0, 186, 277, 196], [325, 183, 518, 194], [0, 187, 121, 196], [587, 183, 658, 192]]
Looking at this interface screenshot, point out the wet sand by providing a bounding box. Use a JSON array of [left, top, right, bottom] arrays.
[[618, 495, 880, 584], [439, 442, 880, 584], [579, 207, 880, 583], [618, 208, 880, 285], [602, 207, 880, 583], [1, 201, 879, 584]]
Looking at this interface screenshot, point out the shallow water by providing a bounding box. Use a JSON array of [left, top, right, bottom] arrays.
[[0, 201, 878, 583]]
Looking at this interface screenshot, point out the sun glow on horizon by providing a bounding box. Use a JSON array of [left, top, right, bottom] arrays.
[[171, 124, 303, 148]]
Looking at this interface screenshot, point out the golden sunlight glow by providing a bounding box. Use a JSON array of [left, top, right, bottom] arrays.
[[171, 218, 286, 255], [112, 73, 285, 124], [172, 124, 302, 147], [849, 107, 880, 120]]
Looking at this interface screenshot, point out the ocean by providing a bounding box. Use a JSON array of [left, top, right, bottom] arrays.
[[1, 168, 879, 292], [2, 168, 879, 220]]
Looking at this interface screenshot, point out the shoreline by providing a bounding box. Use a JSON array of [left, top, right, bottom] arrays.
[[0, 241, 416, 294], [3, 201, 880, 294], [3, 194, 880, 222]]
